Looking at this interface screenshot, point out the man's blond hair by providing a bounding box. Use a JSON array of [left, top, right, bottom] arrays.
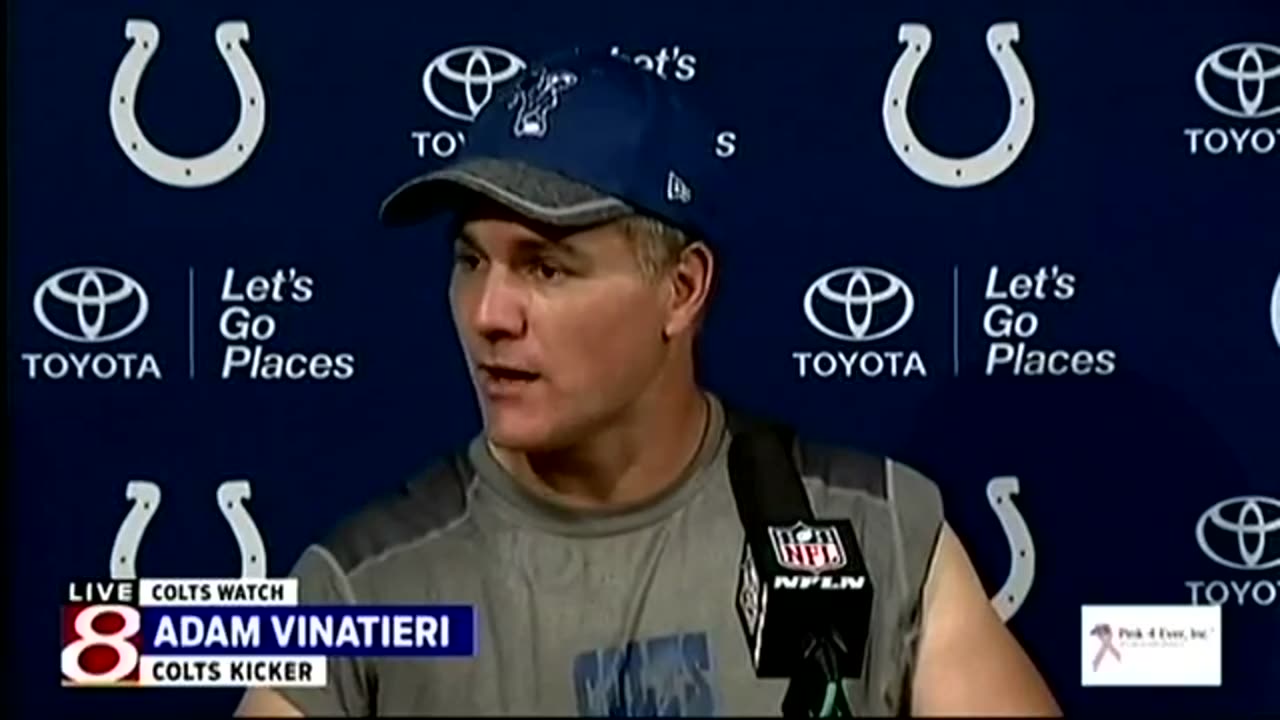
[[615, 214, 692, 278], [615, 214, 714, 335]]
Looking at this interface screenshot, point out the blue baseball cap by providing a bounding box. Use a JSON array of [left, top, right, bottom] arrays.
[[378, 47, 725, 244]]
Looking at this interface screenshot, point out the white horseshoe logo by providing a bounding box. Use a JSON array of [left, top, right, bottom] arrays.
[[109, 19, 266, 188], [109, 480, 267, 579], [986, 475, 1035, 622], [883, 23, 1035, 188], [110, 480, 161, 580], [218, 480, 267, 578], [1270, 272, 1280, 348]]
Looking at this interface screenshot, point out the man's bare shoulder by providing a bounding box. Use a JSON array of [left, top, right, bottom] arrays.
[[235, 688, 305, 717], [777, 431, 1057, 714], [911, 522, 1061, 716]]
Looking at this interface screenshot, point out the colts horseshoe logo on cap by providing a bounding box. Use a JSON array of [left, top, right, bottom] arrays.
[[883, 22, 1035, 188], [109, 19, 266, 188], [110, 480, 267, 580], [987, 475, 1035, 622]]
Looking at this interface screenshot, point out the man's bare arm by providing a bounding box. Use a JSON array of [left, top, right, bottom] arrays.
[[909, 522, 1062, 716], [234, 688, 305, 717]]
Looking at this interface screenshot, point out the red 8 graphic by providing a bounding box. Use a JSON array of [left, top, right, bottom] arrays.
[[61, 605, 141, 683]]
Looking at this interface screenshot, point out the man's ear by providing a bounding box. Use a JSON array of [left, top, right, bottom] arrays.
[[664, 241, 715, 339]]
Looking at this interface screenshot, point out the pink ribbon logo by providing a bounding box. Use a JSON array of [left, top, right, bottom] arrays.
[[1090, 623, 1121, 670]]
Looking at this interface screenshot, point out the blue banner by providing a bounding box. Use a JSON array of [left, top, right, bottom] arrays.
[[140, 605, 477, 657]]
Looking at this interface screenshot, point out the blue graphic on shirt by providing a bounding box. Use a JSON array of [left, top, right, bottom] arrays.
[[572, 631, 717, 716]]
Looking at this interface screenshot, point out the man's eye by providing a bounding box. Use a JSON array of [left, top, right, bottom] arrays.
[[453, 252, 480, 270], [533, 261, 567, 280]]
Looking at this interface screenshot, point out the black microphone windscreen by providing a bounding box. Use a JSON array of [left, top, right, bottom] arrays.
[[727, 419, 876, 681]]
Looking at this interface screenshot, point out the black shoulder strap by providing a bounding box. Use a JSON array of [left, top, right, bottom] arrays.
[[722, 403, 811, 513], [723, 404, 888, 502], [723, 404, 799, 462]]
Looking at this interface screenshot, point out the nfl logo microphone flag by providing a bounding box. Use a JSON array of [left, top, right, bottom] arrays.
[[770, 523, 848, 575]]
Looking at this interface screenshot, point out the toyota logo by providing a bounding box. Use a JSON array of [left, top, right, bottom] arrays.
[[803, 267, 915, 342], [422, 46, 526, 122], [33, 267, 149, 343], [1195, 42, 1280, 119], [1195, 495, 1280, 571]]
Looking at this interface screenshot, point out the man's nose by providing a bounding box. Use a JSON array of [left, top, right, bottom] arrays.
[[471, 268, 526, 340]]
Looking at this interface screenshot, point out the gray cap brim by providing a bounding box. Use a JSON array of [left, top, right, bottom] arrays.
[[378, 157, 634, 228]]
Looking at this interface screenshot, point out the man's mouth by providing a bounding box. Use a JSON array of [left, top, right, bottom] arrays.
[[478, 363, 541, 383]]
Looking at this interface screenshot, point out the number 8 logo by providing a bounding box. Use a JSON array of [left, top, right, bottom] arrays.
[[60, 605, 141, 683]]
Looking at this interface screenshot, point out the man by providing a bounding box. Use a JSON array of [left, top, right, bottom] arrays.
[[237, 48, 1060, 717]]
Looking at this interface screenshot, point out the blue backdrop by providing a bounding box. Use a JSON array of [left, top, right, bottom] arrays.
[[10, 0, 1278, 715]]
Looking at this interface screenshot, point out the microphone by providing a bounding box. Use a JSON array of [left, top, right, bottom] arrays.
[[728, 422, 874, 704]]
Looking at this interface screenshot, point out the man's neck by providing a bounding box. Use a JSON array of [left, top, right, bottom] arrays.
[[490, 385, 711, 511]]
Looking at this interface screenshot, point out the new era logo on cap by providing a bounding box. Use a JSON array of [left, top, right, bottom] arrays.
[[667, 171, 692, 204]]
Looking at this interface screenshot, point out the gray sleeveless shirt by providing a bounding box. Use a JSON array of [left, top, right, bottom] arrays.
[[275, 395, 944, 716]]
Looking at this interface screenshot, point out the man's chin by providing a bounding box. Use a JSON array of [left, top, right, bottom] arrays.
[[485, 429, 562, 454], [481, 408, 561, 453]]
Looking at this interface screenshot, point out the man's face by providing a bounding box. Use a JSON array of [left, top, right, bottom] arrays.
[[449, 210, 672, 451]]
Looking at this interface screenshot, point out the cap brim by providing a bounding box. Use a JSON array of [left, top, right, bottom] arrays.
[[378, 157, 634, 229]]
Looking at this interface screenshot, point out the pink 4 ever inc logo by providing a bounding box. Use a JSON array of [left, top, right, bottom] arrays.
[[1090, 623, 1122, 670]]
